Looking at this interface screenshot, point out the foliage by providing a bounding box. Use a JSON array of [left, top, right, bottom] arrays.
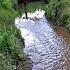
[[44, 0, 62, 20], [0, 25, 24, 70], [0, 0, 25, 70], [61, 0, 70, 30], [1, 0, 17, 10], [44, 0, 70, 30], [0, 8, 18, 25]]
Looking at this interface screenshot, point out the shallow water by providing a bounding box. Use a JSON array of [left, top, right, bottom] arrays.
[[16, 17, 70, 70]]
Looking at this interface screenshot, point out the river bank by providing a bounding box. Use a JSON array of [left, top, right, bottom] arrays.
[[54, 26, 70, 46]]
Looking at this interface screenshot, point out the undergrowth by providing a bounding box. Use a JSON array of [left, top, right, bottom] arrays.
[[0, 0, 25, 70]]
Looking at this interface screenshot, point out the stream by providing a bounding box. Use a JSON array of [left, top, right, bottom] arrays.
[[15, 17, 70, 70]]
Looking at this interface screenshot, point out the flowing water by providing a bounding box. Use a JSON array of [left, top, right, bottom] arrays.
[[15, 17, 70, 70]]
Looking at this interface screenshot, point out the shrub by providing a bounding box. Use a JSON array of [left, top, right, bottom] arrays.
[[0, 0, 25, 70], [44, 0, 63, 20], [1, 0, 17, 10], [44, 0, 70, 29], [0, 25, 25, 70]]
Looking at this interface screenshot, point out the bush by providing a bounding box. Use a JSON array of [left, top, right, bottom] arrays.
[[0, 0, 25, 70], [44, 0, 70, 30], [0, 25, 25, 70], [1, 0, 17, 10], [0, 8, 19, 25], [44, 0, 63, 21]]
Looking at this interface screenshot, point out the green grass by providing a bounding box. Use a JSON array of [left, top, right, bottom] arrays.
[[1, 0, 70, 69], [43, 0, 70, 30], [0, 7, 18, 25], [0, 0, 25, 70], [60, 0, 70, 30], [0, 25, 24, 70]]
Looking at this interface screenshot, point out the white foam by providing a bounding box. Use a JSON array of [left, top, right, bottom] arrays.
[[21, 9, 45, 19], [20, 28, 39, 46]]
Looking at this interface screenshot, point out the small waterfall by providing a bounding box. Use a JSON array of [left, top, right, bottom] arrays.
[[15, 10, 70, 70]]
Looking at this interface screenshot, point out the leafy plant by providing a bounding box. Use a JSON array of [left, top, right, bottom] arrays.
[[0, 0, 25, 70]]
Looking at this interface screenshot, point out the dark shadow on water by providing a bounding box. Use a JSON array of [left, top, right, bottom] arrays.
[[18, 56, 33, 70], [23, 56, 33, 70], [17, 38, 33, 70]]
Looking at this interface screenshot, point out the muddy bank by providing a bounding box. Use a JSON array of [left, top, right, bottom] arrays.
[[54, 26, 70, 46]]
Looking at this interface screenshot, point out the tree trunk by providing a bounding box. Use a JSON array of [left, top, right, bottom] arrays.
[[24, 2, 28, 19]]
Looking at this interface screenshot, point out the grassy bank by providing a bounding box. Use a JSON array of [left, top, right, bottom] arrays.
[[44, 0, 70, 30], [0, 0, 25, 70], [1, 0, 70, 69]]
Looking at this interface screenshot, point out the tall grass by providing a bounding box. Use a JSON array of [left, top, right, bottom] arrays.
[[0, 0, 25, 70], [0, 25, 24, 70], [44, 0, 70, 30]]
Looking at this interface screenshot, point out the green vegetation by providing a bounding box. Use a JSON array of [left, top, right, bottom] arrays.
[[0, 0, 25, 70], [0, 0, 18, 25], [18, 1, 44, 14], [44, 0, 70, 30], [0, 0, 70, 69], [61, 0, 70, 30], [45, 0, 62, 21]]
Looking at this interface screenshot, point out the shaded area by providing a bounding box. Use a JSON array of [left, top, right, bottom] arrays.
[[18, 56, 33, 70]]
